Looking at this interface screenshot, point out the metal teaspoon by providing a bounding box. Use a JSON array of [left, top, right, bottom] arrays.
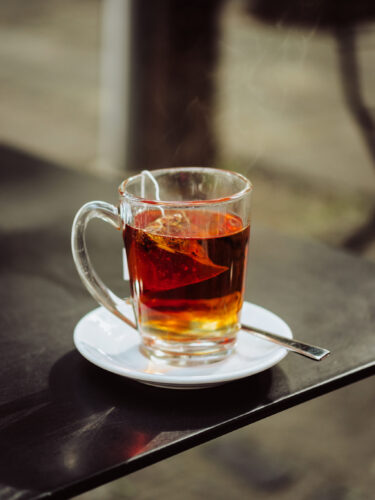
[[241, 323, 330, 361]]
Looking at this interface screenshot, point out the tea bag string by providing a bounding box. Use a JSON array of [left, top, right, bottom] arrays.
[[141, 170, 165, 216]]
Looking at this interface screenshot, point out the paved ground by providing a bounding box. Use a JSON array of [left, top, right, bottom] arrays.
[[0, 1, 374, 499]]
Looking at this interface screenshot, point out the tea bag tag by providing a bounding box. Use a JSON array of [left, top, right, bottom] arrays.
[[122, 248, 130, 280]]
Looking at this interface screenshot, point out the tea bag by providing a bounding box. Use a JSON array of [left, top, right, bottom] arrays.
[[145, 212, 202, 258], [145, 211, 190, 236], [135, 171, 228, 291], [140, 212, 228, 291]]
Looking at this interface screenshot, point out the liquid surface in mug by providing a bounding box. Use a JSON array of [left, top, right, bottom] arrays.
[[123, 210, 250, 343]]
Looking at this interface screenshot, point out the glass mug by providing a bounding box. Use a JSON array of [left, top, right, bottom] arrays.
[[72, 167, 252, 365]]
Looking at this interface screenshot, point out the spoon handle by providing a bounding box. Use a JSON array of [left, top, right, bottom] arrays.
[[241, 324, 330, 361]]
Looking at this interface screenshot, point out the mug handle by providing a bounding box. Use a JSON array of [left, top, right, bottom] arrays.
[[71, 200, 137, 329]]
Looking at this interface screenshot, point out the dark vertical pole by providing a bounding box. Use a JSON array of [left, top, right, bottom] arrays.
[[128, 0, 223, 170]]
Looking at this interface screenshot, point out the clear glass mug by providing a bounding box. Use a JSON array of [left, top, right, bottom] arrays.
[[71, 167, 252, 365]]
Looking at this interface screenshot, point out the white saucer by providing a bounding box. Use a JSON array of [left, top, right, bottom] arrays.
[[73, 301, 293, 389]]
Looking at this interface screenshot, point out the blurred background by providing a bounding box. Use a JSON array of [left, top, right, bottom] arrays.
[[1, 0, 374, 498]]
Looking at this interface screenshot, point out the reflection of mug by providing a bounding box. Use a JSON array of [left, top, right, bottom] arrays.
[[72, 167, 252, 365]]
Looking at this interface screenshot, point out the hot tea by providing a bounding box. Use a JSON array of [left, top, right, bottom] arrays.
[[124, 209, 250, 357], [72, 166, 252, 365]]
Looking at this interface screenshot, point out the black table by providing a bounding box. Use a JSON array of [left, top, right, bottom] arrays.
[[0, 145, 374, 499]]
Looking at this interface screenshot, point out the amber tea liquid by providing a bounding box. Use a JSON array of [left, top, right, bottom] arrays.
[[124, 209, 250, 362]]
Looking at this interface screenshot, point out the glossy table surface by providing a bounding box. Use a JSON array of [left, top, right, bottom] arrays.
[[0, 146, 374, 499]]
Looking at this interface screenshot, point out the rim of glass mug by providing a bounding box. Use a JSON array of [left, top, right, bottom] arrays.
[[118, 167, 253, 206]]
